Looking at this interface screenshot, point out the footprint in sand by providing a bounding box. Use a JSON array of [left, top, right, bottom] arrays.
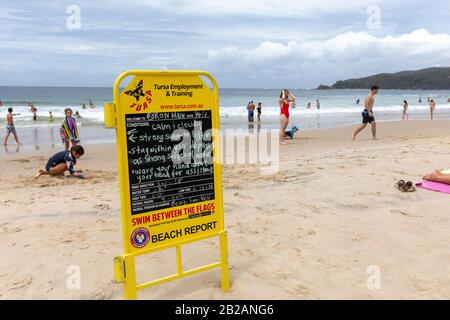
[[94, 204, 111, 211], [7, 275, 33, 290], [9, 159, 30, 163], [0, 225, 22, 235]]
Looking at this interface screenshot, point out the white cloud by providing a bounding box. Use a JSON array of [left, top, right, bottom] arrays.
[[203, 29, 450, 87]]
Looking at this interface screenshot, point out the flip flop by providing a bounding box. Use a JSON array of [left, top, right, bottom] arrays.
[[395, 180, 406, 192], [404, 181, 416, 192]]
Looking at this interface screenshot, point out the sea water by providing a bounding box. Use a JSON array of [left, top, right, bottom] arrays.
[[1, 86, 449, 153]]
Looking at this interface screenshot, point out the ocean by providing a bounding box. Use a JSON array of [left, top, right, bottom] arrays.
[[1, 86, 450, 153]]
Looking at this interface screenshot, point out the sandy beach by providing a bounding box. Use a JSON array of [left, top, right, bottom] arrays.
[[1, 120, 449, 299]]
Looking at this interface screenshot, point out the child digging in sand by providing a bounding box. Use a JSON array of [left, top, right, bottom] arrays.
[[36, 145, 85, 179]]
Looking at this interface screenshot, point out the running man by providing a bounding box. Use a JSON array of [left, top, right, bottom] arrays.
[[3, 107, 20, 145], [352, 85, 379, 141]]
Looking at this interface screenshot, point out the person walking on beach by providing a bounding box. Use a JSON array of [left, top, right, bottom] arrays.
[[316, 99, 321, 110], [402, 100, 409, 120], [36, 145, 85, 179], [49, 111, 54, 123], [279, 89, 296, 144], [352, 85, 379, 141], [247, 101, 255, 123], [256, 102, 262, 122], [429, 98, 436, 120], [3, 107, 20, 145], [60, 108, 80, 151]]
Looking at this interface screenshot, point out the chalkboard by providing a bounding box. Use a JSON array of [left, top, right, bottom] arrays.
[[125, 111, 215, 215]]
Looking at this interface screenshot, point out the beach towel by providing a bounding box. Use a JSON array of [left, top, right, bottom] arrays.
[[60, 116, 80, 143], [416, 181, 450, 195]]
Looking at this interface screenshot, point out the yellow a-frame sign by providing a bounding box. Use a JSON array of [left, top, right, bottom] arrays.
[[105, 70, 229, 300]]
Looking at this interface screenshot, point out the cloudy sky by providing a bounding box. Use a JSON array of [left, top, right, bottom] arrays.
[[1, 0, 450, 88]]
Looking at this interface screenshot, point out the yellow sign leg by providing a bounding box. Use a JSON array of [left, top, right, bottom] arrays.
[[123, 255, 137, 300], [220, 231, 230, 291]]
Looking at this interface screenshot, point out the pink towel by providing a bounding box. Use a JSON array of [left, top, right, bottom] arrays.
[[416, 181, 450, 194]]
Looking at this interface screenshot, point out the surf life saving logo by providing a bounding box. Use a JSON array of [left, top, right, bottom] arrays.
[[131, 227, 150, 248], [125, 79, 153, 112]]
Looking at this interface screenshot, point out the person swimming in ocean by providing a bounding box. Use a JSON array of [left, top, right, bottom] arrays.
[[36, 145, 85, 179]]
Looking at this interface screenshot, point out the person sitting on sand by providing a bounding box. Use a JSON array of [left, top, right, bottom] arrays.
[[352, 85, 379, 141], [423, 169, 450, 185], [36, 145, 85, 179], [284, 125, 299, 140]]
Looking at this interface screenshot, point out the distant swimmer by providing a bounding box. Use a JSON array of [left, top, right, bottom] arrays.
[[429, 98, 436, 120], [89, 99, 95, 109], [75, 111, 82, 118], [356, 98, 360, 105], [306, 102, 311, 109], [316, 99, 321, 110], [49, 111, 54, 123], [419, 97, 422, 103], [3, 107, 20, 145], [402, 100, 408, 121], [352, 85, 379, 141], [82, 103, 87, 109]]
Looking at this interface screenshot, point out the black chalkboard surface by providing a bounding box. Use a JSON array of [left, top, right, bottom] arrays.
[[125, 111, 215, 215]]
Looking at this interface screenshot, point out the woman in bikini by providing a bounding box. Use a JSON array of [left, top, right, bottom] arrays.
[[279, 89, 296, 144]]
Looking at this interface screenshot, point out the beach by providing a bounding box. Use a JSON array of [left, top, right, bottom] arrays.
[[1, 120, 449, 299]]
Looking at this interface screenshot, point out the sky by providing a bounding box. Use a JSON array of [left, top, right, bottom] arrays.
[[1, 0, 450, 88]]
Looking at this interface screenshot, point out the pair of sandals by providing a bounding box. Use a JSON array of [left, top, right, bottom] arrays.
[[395, 180, 416, 192]]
